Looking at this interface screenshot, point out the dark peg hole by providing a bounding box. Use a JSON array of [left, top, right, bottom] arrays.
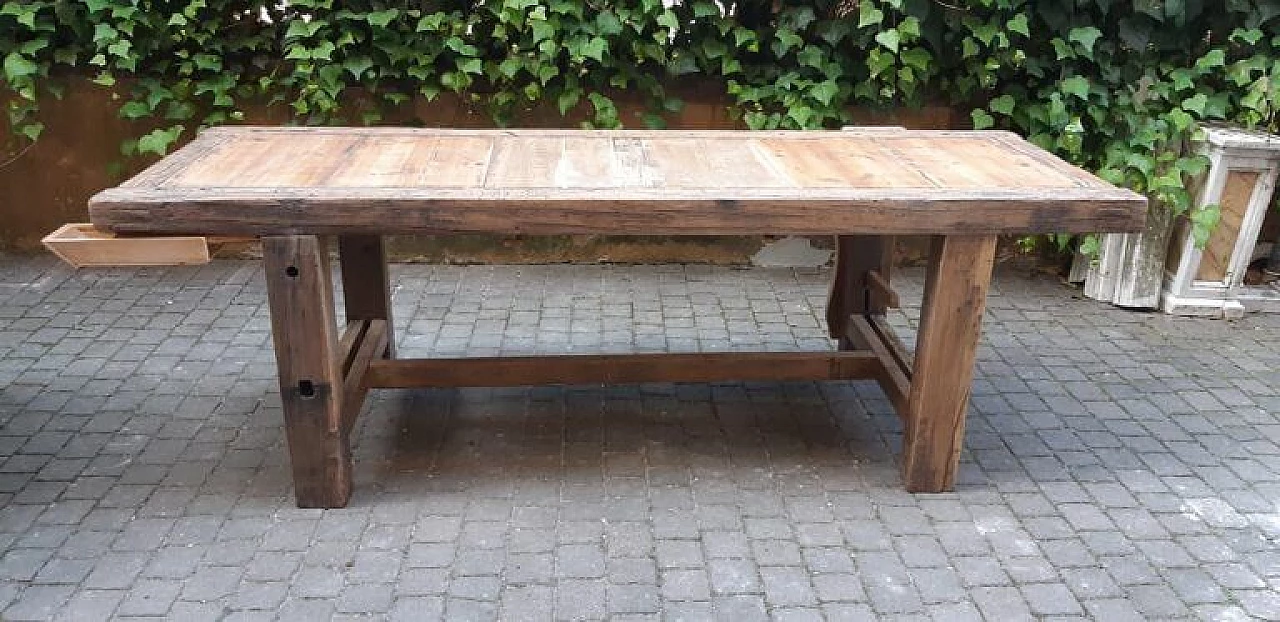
[[285, 266, 300, 278], [298, 380, 316, 398]]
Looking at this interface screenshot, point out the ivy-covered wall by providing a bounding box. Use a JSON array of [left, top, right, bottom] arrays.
[[2, 1, 1277, 253]]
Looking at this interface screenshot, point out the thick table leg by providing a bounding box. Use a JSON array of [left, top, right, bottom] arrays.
[[826, 236, 893, 349], [902, 235, 997, 492], [264, 235, 352, 508], [338, 235, 395, 358]]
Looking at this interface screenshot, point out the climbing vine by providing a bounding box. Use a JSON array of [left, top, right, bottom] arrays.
[[2, 1, 1278, 244]]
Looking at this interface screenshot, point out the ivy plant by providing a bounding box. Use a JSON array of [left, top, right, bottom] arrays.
[[2, 0, 1277, 249]]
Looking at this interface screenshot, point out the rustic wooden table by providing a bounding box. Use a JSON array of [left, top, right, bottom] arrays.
[[90, 127, 1146, 508]]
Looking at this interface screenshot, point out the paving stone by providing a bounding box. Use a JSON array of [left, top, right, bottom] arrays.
[[1, 259, 1279, 620]]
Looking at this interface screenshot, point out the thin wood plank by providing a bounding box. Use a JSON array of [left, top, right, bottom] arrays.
[[263, 235, 352, 509], [42, 223, 211, 267], [847, 316, 910, 416], [341, 319, 387, 436], [338, 320, 367, 376], [901, 234, 998, 493], [365, 351, 882, 388], [868, 314, 912, 379], [338, 235, 395, 358]]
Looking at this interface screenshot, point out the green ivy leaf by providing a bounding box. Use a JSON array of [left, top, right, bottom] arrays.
[[580, 37, 607, 62], [989, 94, 1016, 115], [1060, 75, 1090, 100], [367, 9, 399, 27], [557, 89, 580, 114], [1189, 203, 1220, 248], [344, 56, 374, 79], [796, 46, 823, 68], [1006, 14, 1030, 37], [874, 30, 900, 53], [810, 80, 838, 106], [3, 52, 38, 80], [857, 0, 883, 28], [136, 125, 184, 156], [1181, 93, 1207, 115], [1067, 26, 1103, 55], [971, 109, 994, 129], [1195, 49, 1225, 69]]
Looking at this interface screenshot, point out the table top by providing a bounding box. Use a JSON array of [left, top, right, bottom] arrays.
[[90, 126, 1146, 236]]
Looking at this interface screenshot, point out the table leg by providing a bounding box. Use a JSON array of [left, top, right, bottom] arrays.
[[902, 234, 997, 492], [826, 235, 893, 349], [338, 235, 395, 358], [264, 235, 352, 508]]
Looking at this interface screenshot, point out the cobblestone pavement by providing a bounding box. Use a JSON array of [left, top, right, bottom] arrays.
[[1, 255, 1279, 621]]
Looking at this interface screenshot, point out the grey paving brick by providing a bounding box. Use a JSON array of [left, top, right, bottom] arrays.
[[2, 259, 1279, 620]]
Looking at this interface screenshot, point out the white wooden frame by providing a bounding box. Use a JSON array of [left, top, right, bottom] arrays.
[[1162, 125, 1280, 318]]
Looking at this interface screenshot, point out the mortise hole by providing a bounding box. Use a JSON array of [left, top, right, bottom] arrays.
[[298, 380, 315, 398], [285, 266, 300, 278]]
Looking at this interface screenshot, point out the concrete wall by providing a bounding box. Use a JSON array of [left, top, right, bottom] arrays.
[[1, 79, 957, 263]]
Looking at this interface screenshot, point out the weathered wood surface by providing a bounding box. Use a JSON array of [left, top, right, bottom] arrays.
[[901, 234, 998, 493], [365, 351, 882, 388], [338, 235, 395, 358], [341, 319, 388, 436], [90, 127, 1146, 236], [263, 235, 352, 508]]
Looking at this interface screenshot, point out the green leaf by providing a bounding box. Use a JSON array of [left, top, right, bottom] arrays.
[[1195, 49, 1225, 69], [537, 64, 558, 84], [1060, 75, 1090, 100], [557, 89, 580, 115], [119, 101, 151, 119], [797, 46, 823, 68], [344, 56, 374, 79], [858, 0, 883, 28], [136, 125, 184, 156], [1181, 93, 1207, 115], [1189, 204, 1220, 248], [367, 9, 399, 27], [19, 121, 43, 141], [971, 109, 994, 129], [531, 19, 556, 42], [1067, 26, 1103, 55], [810, 80, 838, 106], [692, 1, 719, 18], [3, 52, 38, 80], [900, 47, 931, 71], [595, 10, 622, 35], [989, 94, 1016, 115], [1006, 14, 1030, 37], [498, 57, 522, 79], [874, 30, 900, 53], [580, 37, 607, 62], [456, 58, 483, 75]]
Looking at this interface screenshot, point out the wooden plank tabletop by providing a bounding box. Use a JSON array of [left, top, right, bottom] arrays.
[[90, 126, 1146, 236]]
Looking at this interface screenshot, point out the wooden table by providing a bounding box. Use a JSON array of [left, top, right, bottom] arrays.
[[90, 127, 1146, 508]]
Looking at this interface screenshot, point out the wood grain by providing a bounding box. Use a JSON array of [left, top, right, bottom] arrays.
[[263, 235, 351, 509], [338, 235, 395, 358], [1195, 170, 1258, 281], [365, 351, 882, 388], [90, 127, 1147, 236], [901, 234, 998, 493], [826, 236, 893, 344], [341, 319, 388, 436], [846, 316, 910, 416]]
